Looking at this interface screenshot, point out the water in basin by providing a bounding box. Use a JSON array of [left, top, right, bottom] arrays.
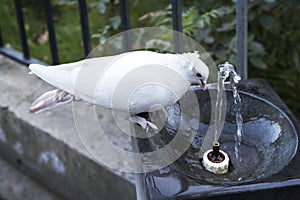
[[147, 88, 298, 185]]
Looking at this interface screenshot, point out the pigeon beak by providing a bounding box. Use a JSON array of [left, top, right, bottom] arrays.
[[200, 80, 207, 90]]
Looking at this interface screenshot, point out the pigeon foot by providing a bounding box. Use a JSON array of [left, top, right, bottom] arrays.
[[129, 115, 159, 133]]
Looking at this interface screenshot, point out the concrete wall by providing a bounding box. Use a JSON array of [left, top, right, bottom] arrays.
[[0, 55, 136, 200]]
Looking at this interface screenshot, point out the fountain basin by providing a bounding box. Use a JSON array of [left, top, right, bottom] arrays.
[[135, 79, 300, 199]]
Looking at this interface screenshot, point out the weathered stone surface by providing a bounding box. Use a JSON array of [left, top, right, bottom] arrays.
[[0, 55, 135, 200], [0, 155, 60, 200]]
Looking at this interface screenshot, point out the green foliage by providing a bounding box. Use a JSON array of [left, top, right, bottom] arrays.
[[143, 0, 300, 118], [146, 2, 269, 69], [90, 0, 110, 14], [56, 0, 77, 6]]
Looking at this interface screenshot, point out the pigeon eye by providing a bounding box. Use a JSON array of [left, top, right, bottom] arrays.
[[196, 73, 202, 77]]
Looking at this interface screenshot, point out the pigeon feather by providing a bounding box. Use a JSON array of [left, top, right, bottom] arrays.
[[29, 50, 209, 114]]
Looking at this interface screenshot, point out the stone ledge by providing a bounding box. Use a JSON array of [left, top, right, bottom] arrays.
[[0, 155, 60, 200], [0, 55, 135, 200]]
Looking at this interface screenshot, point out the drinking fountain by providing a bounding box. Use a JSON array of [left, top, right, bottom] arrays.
[[133, 78, 300, 199]]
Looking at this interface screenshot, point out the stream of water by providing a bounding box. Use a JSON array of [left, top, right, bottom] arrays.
[[232, 80, 243, 162], [214, 73, 226, 142], [217, 62, 243, 161]]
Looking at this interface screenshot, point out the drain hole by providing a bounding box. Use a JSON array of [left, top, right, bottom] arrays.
[[16, 158, 22, 165]]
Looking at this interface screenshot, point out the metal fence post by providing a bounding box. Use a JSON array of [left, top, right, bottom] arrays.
[[45, 0, 59, 64], [171, 0, 182, 53], [0, 26, 3, 47], [236, 0, 248, 80], [119, 0, 131, 51], [14, 0, 30, 60], [78, 0, 92, 57]]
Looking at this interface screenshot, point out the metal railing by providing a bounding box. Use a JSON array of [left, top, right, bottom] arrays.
[[0, 0, 248, 79]]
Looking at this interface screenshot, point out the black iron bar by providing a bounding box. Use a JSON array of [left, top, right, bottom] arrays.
[[45, 0, 59, 65], [236, 0, 248, 80], [171, 0, 182, 33], [0, 25, 3, 47], [78, 0, 92, 57], [171, 0, 182, 53], [14, 0, 30, 59], [119, 0, 131, 51], [0, 46, 47, 66], [120, 0, 130, 31]]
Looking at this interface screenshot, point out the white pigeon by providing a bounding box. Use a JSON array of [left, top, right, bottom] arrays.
[[29, 50, 209, 132]]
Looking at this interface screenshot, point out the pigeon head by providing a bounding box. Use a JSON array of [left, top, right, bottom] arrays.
[[180, 52, 209, 90]]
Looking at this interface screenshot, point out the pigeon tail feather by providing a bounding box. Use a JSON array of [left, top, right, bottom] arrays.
[[29, 63, 78, 94]]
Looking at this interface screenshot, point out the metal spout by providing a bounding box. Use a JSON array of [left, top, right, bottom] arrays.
[[212, 141, 220, 156], [208, 142, 225, 163]]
